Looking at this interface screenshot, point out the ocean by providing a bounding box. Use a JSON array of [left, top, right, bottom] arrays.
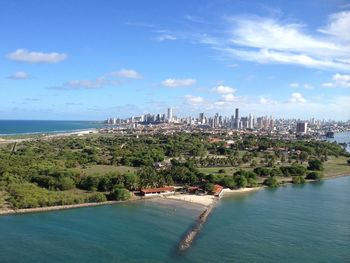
[[0, 176, 349, 263], [0, 120, 104, 136]]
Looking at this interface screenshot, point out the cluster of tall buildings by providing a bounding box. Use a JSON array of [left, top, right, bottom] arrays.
[[196, 108, 274, 130], [106, 107, 275, 131], [107, 107, 175, 125]]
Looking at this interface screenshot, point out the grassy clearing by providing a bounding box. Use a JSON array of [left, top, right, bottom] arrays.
[[323, 156, 350, 177], [76, 165, 137, 176]]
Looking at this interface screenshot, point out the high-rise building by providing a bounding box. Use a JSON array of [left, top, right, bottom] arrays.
[[248, 114, 254, 129], [199, 113, 205, 124], [296, 122, 308, 134], [234, 108, 240, 129], [167, 108, 173, 122]]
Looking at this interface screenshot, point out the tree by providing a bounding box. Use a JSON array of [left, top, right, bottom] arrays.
[[79, 175, 100, 191], [220, 176, 236, 188], [123, 173, 139, 191], [109, 186, 131, 201], [235, 175, 247, 188], [306, 171, 323, 180], [299, 152, 309, 163], [307, 159, 324, 171], [279, 165, 307, 177], [263, 176, 279, 187], [137, 167, 161, 188], [203, 182, 215, 193], [87, 192, 107, 202], [247, 177, 258, 187], [57, 177, 76, 190], [292, 176, 306, 184]]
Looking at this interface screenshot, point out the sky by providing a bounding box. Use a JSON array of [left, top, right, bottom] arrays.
[[1, 0, 350, 121]]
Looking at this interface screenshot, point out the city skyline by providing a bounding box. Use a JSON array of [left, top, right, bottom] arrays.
[[1, 0, 350, 121], [106, 106, 343, 128]]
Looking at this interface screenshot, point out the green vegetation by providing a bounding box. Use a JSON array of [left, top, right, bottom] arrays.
[[292, 176, 306, 184], [109, 186, 131, 201], [306, 171, 323, 180], [0, 132, 349, 210], [6, 183, 104, 209], [263, 176, 280, 187], [307, 159, 324, 171]]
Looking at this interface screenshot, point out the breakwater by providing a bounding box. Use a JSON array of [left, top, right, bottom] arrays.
[[178, 201, 217, 251]]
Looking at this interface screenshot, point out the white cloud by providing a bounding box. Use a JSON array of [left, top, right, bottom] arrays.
[[221, 93, 237, 102], [8, 71, 29, 80], [303, 84, 314, 89], [289, 82, 313, 89], [111, 69, 141, 79], [332, 73, 350, 88], [227, 16, 343, 55], [289, 83, 300, 88], [65, 77, 106, 89], [318, 11, 350, 43], [223, 47, 350, 71], [51, 68, 141, 90], [7, 49, 67, 63], [156, 34, 177, 41], [195, 12, 350, 71], [162, 78, 196, 87], [258, 96, 277, 105], [184, 94, 205, 104], [289, 92, 307, 103], [259, 97, 268, 104], [322, 73, 350, 88], [212, 85, 236, 94], [321, 82, 334, 87]]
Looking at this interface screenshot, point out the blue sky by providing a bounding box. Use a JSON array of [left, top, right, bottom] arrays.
[[1, 0, 350, 120]]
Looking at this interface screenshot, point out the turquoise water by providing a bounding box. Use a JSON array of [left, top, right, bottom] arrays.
[[1, 177, 350, 263], [0, 120, 104, 135]]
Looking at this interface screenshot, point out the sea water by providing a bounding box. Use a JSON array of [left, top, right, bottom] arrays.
[[1, 177, 349, 263], [0, 120, 104, 136]]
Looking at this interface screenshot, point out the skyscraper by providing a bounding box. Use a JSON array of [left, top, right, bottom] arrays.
[[235, 108, 240, 129], [296, 122, 308, 134], [167, 108, 173, 122], [199, 113, 205, 124]]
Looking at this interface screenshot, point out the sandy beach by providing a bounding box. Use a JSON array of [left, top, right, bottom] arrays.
[[164, 194, 216, 206], [163, 187, 262, 206], [221, 187, 262, 195]]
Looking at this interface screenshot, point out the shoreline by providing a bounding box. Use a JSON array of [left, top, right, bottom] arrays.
[[0, 129, 98, 144], [0, 188, 261, 216], [1, 175, 349, 216], [0, 201, 120, 216]]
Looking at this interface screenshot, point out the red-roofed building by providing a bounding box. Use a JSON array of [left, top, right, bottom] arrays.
[[140, 186, 175, 196], [213, 184, 224, 198]]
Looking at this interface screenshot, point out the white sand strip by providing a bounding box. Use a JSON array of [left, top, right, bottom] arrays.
[[164, 194, 216, 206], [221, 187, 262, 196]]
